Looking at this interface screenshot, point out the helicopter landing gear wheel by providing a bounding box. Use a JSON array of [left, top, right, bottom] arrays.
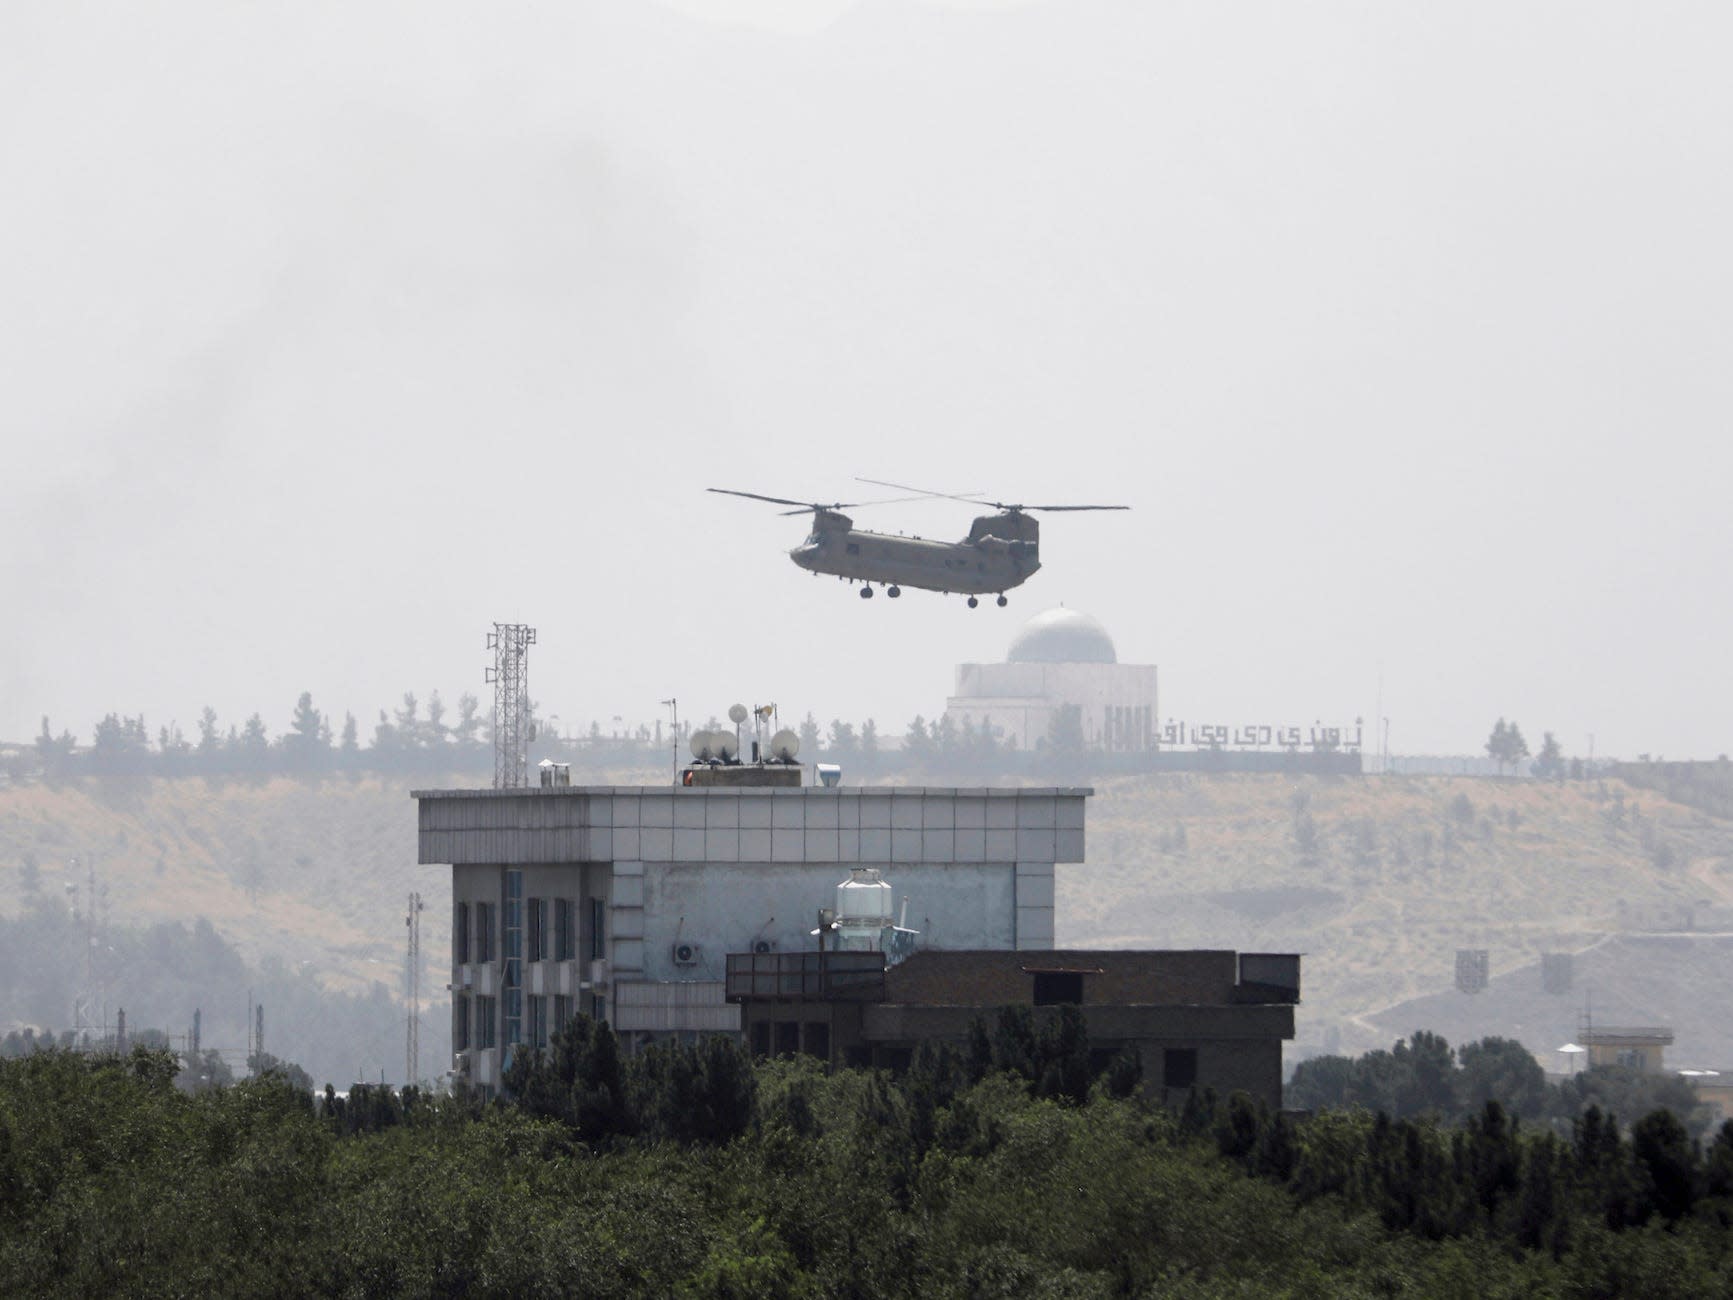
[[887, 586, 901, 598], [860, 586, 874, 599], [967, 596, 979, 608], [996, 594, 1008, 607]]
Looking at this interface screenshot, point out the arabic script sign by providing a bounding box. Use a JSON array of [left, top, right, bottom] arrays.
[[1159, 719, 1364, 753]]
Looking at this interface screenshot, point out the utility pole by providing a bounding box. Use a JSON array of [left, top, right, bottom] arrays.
[[406, 891, 423, 1085], [661, 698, 679, 785], [256, 1004, 264, 1069]]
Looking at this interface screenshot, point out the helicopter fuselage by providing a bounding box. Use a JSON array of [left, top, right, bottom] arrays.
[[788, 509, 1040, 595]]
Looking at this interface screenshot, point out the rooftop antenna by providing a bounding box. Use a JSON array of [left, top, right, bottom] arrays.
[[729, 704, 749, 762], [486, 623, 537, 788]]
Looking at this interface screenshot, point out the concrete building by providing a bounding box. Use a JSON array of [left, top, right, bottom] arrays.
[[1580, 1026, 1674, 1073], [415, 782, 1089, 1092], [725, 948, 1301, 1109], [945, 607, 1158, 752]]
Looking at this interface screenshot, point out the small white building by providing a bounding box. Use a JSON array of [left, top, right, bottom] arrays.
[[415, 782, 1090, 1092], [946, 607, 1159, 752]]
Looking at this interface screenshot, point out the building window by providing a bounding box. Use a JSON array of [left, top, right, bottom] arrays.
[[1617, 1048, 1648, 1071], [553, 994, 572, 1033], [804, 1022, 830, 1060], [454, 994, 471, 1052], [1163, 1048, 1197, 1091], [454, 901, 470, 965], [588, 896, 606, 961], [527, 896, 547, 963], [503, 871, 523, 1048], [528, 995, 548, 1049], [555, 898, 575, 961], [474, 902, 495, 963], [477, 996, 497, 1049], [1032, 972, 1085, 1006], [589, 994, 606, 1023], [750, 1022, 771, 1057]]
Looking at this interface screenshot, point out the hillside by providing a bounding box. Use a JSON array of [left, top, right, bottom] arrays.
[[1069, 773, 1733, 1062], [4, 768, 1731, 1073]]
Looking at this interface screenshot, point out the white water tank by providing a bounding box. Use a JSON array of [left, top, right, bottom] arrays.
[[836, 868, 893, 924]]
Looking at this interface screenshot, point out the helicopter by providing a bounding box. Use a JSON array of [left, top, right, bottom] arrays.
[[707, 478, 1129, 606]]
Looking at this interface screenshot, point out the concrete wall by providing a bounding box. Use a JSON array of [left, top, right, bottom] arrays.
[[883, 949, 1246, 1006]]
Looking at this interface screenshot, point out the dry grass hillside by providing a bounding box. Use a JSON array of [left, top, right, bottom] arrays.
[[5, 769, 1730, 1068], [1069, 773, 1733, 1060]]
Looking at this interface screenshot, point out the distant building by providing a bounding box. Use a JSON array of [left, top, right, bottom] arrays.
[[725, 947, 1300, 1109], [946, 607, 1158, 752], [1580, 1026, 1674, 1073]]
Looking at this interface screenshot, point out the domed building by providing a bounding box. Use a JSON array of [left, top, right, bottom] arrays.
[[946, 607, 1158, 752]]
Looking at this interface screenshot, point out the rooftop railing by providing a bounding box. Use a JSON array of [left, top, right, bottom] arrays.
[[725, 951, 886, 1003]]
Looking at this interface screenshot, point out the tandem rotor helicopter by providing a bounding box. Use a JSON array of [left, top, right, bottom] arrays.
[[707, 477, 1129, 607]]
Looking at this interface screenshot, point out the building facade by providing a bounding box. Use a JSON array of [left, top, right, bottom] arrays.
[[415, 783, 1090, 1091], [726, 948, 1301, 1109], [945, 607, 1158, 752]]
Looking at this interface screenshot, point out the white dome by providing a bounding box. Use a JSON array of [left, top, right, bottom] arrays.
[[1006, 607, 1117, 664]]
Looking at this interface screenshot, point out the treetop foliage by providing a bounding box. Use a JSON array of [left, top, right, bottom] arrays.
[[6, 1017, 1733, 1297]]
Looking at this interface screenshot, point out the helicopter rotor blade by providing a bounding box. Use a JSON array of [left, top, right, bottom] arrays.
[[857, 479, 1126, 513], [855, 477, 978, 504], [708, 488, 821, 509], [1022, 504, 1131, 512]]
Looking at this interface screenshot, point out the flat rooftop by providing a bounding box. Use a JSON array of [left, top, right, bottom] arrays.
[[412, 785, 1095, 799]]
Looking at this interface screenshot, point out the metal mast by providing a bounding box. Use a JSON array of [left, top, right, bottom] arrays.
[[405, 891, 423, 1085], [486, 623, 537, 789]]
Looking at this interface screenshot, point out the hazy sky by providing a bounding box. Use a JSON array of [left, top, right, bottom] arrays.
[[3, 1, 1730, 759]]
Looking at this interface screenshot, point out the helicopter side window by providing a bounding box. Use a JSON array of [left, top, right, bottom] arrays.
[[846, 542, 860, 556]]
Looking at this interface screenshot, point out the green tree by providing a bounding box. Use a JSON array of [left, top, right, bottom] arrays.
[[284, 692, 327, 774], [903, 716, 933, 764], [238, 713, 271, 778], [859, 718, 879, 767], [1456, 1037, 1547, 1120], [1533, 731, 1565, 779], [798, 713, 821, 759], [33, 717, 76, 782], [826, 719, 858, 758], [454, 693, 484, 750]]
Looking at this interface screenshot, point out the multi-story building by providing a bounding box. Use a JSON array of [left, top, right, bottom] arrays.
[[415, 778, 1090, 1092]]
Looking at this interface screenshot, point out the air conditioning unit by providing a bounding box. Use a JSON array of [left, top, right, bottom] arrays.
[[460, 969, 473, 989], [452, 1052, 471, 1079], [752, 939, 776, 955], [671, 941, 702, 966]]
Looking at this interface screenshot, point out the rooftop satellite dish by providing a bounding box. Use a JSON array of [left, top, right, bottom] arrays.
[[716, 734, 739, 762], [770, 729, 801, 762], [689, 730, 717, 761], [728, 703, 749, 725]]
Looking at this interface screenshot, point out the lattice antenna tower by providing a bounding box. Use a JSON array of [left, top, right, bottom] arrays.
[[486, 623, 537, 789], [406, 891, 424, 1085]]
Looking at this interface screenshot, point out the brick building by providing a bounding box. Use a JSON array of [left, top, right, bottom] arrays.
[[726, 947, 1300, 1108]]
